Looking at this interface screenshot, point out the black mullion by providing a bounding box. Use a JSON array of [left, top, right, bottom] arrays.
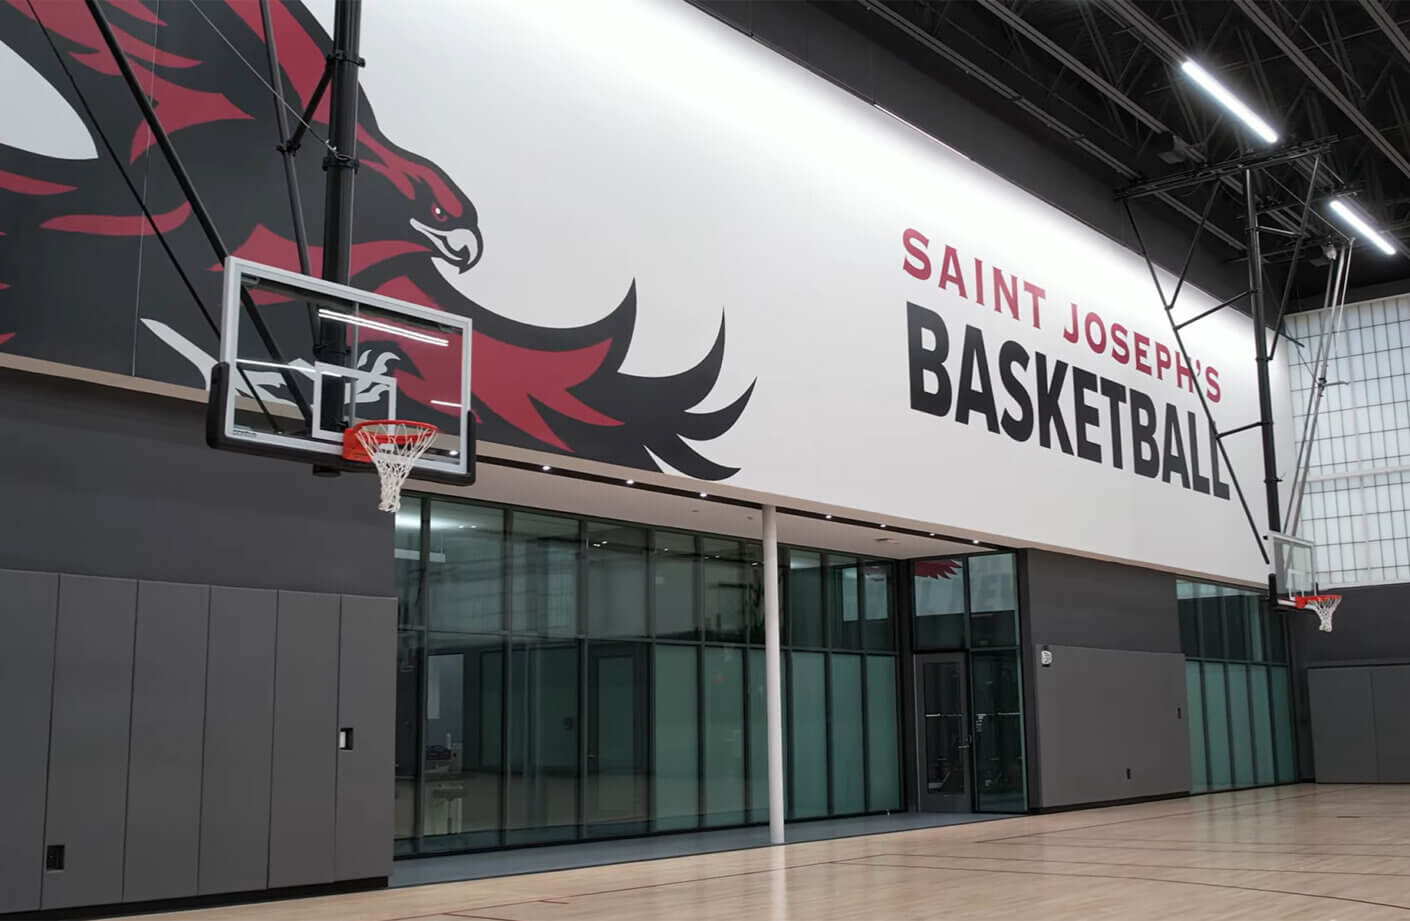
[[696, 644, 706, 827], [858, 559, 871, 813], [413, 497, 432, 852], [576, 519, 588, 839], [498, 509, 513, 846], [822, 555, 834, 818]]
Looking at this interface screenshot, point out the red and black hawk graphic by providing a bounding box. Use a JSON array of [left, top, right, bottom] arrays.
[[0, 0, 753, 479]]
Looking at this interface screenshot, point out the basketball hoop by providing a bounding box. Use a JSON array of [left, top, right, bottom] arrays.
[[1292, 593, 1342, 633], [343, 420, 438, 513]]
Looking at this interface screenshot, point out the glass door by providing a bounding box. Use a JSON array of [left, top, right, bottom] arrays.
[[914, 652, 971, 811]]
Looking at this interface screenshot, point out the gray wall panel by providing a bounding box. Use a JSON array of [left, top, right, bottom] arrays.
[[0, 370, 392, 598], [123, 581, 209, 903], [0, 570, 58, 914], [1371, 666, 1410, 783], [1032, 645, 1190, 808], [42, 575, 137, 910], [268, 591, 341, 889], [335, 596, 396, 881], [198, 587, 277, 896], [1307, 667, 1377, 783]]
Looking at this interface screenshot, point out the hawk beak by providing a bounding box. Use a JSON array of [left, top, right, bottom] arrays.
[[409, 218, 482, 272]]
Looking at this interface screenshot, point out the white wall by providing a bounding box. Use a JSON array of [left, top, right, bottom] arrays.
[[333, 0, 1293, 586]]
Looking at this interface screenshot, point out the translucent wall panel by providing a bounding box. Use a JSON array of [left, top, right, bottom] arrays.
[[702, 647, 746, 826], [586, 524, 648, 638], [865, 657, 900, 811], [914, 559, 966, 649], [862, 563, 895, 651], [1286, 297, 1410, 585], [653, 645, 698, 831], [427, 505, 505, 632], [510, 514, 578, 636], [654, 532, 698, 641], [971, 650, 1027, 813], [828, 557, 862, 651], [788, 551, 824, 648], [395, 498, 423, 627], [421, 634, 502, 851], [1186, 661, 1208, 794], [829, 654, 865, 815], [789, 652, 828, 818]]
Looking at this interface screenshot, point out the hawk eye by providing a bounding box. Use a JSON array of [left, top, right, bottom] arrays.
[[431, 203, 447, 223]]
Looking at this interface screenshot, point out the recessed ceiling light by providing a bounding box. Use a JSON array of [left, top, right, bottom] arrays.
[[541, 464, 552, 472], [825, 514, 833, 520], [972, 539, 981, 544], [928, 532, 936, 537], [625, 478, 635, 485], [699, 491, 709, 498], [458, 524, 465, 529], [879, 523, 887, 528]]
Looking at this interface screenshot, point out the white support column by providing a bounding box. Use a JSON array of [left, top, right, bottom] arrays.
[[762, 504, 785, 845]]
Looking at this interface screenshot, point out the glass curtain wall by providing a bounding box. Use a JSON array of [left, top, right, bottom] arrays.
[[912, 553, 1027, 812], [395, 495, 904, 856], [1177, 579, 1297, 792]]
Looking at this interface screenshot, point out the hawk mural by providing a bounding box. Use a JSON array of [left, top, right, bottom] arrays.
[[0, 0, 754, 479]]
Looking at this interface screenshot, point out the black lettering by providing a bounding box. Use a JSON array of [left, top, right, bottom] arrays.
[[1099, 378, 1127, 470], [1210, 421, 1231, 500], [955, 325, 1000, 433], [1072, 368, 1102, 463], [998, 340, 1033, 441], [1130, 389, 1160, 478], [1187, 411, 1211, 495], [1161, 403, 1190, 487], [907, 302, 951, 416], [1035, 353, 1073, 454]]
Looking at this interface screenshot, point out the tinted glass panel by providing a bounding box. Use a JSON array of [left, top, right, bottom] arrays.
[[653, 645, 698, 831], [972, 650, 1027, 812], [585, 643, 649, 836], [789, 652, 828, 818], [395, 498, 423, 627], [702, 539, 756, 644], [1198, 591, 1225, 660], [702, 647, 746, 826], [914, 559, 966, 650], [829, 654, 865, 814], [505, 638, 578, 845], [1227, 663, 1254, 787], [1178, 597, 1199, 658], [1250, 665, 1276, 785], [1225, 596, 1250, 661], [865, 656, 900, 811], [394, 630, 421, 844], [968, 554, 1015, 611], [510, 513, 579, 636], [970, 609, 1018, 648], [788, 551, 824, 648], [747, 649, 770, 823], [422, 633, 503, 851], [862, 563, 895, 651], [1203, 663, 1232, 789], [1265, 608, 1288, 663], [1186, 661, 1208, 793], [1271, 666, 1296, 783], [653, 531, 698, 641], [828, 557, 862, 650], [427, 505, 505, 633], [587, 523, 648, 638]]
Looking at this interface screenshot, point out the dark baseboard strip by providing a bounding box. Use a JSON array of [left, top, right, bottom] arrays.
[[1028, 790, 1189, 814], [0, 876, 386, 921]]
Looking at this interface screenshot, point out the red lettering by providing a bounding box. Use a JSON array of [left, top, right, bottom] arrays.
[[1023, 281, 1045, 329], [1206, 367, 1221, 402], [1134, 332, 1152, 374], [1175, 351, 1194, 393], [974, 258, 985, 305], [1110, 324, 1130, 364], [939, 245, 967, 298], [1084, 311, 1107, 354], [993, 268, 1018, 320], [1155, 342, 1172, 379], [902, 228, 930, 280]]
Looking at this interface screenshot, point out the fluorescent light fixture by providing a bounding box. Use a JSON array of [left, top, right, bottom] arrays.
[[317, 308, 449, 347], [1328, 199, 1398, 255], [238, 358, 315, 375], [1180, 60, 1278, 144], [430, 399, 461, 409]]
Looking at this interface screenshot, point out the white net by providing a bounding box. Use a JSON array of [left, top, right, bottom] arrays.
[[353, 421, 438, 513], [1297, 594, 1342, 633]]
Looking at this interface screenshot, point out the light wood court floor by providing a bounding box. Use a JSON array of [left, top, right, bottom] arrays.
[[128, 784, 1410, 921]]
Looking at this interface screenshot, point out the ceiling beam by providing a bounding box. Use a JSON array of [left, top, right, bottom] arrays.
[[861, 0, 1245, 250], [1231, 0, 1410, 182]]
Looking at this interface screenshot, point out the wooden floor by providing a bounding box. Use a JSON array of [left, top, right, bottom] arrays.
[[129, 785, 1410, 920]]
